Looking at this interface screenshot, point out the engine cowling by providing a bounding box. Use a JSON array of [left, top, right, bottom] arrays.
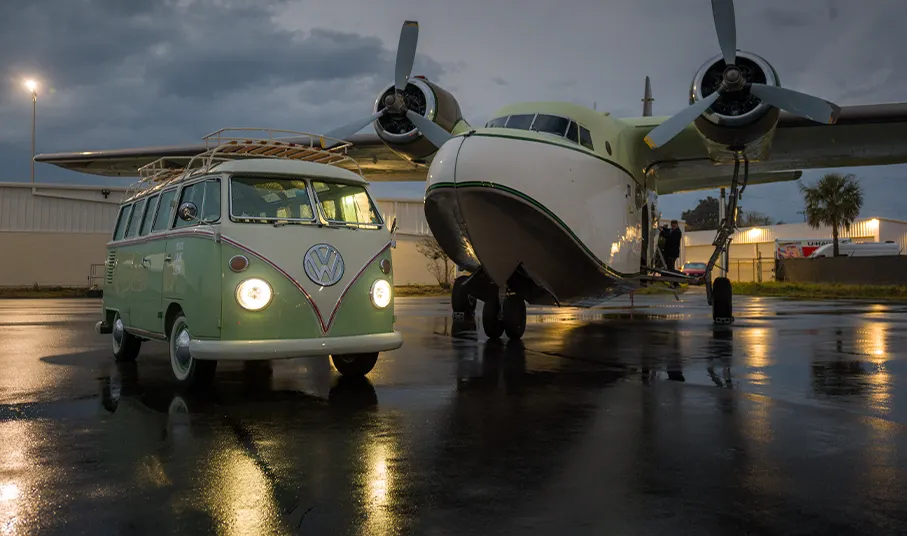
[[689, 51, 782, 151], [373, 77, 464, 163]]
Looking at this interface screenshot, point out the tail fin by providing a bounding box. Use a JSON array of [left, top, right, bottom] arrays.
[[642, 76, 654, 117]]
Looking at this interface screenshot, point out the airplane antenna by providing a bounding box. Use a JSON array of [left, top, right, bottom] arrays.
[[642, 76, 654, 117]]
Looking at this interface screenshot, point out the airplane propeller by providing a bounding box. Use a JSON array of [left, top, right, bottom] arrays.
[[643, 0, 841, 149], [322, 20, 454, 149]]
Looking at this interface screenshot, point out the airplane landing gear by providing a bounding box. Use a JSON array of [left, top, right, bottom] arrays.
[[481, 293, 526, 340], [703, 153, 749, 325], [451, 275, 477, 318]]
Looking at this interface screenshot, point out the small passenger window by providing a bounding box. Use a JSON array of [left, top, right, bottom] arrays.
[[566, 122, 579, 143], [579, 127, 594, 150], [532, 115, 570, 137], [113, 205, 133, 240], [504, 114, 535, 130], [140, 195, 160, 236], [174, 182, 206, 228], [125, 198, 147, 238], [485, 117, 508, 128], [152, 189, 177, 232]]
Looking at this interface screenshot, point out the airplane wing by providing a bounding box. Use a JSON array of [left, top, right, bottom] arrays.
[[625, 102, 907, 194], [33, 131, 430, 182]]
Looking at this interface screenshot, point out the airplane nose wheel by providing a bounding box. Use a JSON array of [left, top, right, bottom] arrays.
[[481, 293, 526, 340]]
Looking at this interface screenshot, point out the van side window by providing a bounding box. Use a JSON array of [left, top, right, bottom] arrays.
[[152, 189, 177, 232], [113, 204, 133, 241], [173, 179, 220, 229], [124, 198, 147, 238], [139, 194, 160, 236]]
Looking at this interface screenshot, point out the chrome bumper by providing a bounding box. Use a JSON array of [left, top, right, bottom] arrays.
[[189, 331, 404, 361], [95, 320, 112, 335]]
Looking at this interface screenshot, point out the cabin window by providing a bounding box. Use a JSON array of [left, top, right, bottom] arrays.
[[531, 114, 570, 137], [152, 188, 177, 232], [485, 116, 508, 128], [125, 198, 147, 238], [139, 194, 160, 236], [504, 114, 535, 130], [311, 181, 382, 226], [566, 121, 579, 143], [229, 176, 316, 223], [579, 126, 594, 150], [113, 204, 133, 241]]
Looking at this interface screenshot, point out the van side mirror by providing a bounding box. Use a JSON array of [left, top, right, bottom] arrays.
[[390, 217, 398, 248], [178, 202, 199, 222]]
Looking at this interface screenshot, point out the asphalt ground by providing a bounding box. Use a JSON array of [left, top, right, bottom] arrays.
[[1, 292, 906, 535]]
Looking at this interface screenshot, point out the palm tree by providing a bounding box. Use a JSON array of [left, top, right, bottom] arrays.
[[799, 173, 864, 257]]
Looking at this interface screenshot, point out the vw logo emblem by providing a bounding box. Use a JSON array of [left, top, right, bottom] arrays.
[[304, 243, 345, 286]]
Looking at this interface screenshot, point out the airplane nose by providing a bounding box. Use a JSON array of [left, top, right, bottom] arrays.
[[426, 136, 465, 191]]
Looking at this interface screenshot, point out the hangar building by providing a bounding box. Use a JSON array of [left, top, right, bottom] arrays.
[[3, 181, 905, 288]]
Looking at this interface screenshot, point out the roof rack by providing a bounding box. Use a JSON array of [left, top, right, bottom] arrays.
[[124, 128, 361, 200]]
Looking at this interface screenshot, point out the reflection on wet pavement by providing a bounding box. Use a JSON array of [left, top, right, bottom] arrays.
[[1, 296, 907, 534]]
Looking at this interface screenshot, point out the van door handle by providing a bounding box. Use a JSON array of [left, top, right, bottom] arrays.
[[142, 257, 151, 268], [164, 255, 172, 263]]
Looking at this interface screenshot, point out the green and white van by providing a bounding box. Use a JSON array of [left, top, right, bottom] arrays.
[[95, 130, 403, 385]]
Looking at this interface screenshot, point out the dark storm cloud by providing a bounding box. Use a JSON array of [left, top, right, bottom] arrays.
[[0, 0, 448, 183]]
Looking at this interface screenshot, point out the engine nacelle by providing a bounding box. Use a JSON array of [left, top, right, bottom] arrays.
[[689, 51, 782, 155], [373, 77, 464, 163]]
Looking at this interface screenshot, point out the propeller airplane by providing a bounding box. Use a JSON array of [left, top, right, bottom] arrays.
[[35, 0, 907, 339]]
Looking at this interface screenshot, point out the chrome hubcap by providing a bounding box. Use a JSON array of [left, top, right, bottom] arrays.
[[112, 318, 124, 351], [174, 326, 192, 373]]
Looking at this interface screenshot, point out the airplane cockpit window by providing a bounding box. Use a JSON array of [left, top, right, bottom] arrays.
[[504, 114, 535, 130], [531, 115, 570, 136], [485, 116, 508, 128], [579, 126, 594, 150], [566, 121, 579, 143]]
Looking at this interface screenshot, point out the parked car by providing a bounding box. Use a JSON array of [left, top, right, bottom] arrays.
[[681, 262, 707, 282]]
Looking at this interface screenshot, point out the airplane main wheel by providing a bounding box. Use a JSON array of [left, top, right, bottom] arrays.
[[482, 296, 504, 339], [502, 295, 526, 340], [451, 275, 476, 315], [712, 277, 734, 324]]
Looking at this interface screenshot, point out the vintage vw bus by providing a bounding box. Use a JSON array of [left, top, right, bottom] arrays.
[[95, 129, 403, 385]]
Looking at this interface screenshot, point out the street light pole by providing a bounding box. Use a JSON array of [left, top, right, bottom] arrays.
[[31, 89, 36, 185]]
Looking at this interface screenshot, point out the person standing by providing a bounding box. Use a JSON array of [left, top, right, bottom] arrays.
[[661, 220, 682, 273]]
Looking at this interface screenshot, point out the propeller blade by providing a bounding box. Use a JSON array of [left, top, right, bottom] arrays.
[[395, 21, 419, 92], [711, 0, 737, 66], [405, 109, 453, 148], [322, 108, 387, 147], [643, 91, 721, 149], [749, 84, 841, 124]]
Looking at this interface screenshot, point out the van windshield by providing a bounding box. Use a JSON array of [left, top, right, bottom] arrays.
[[311, 181, 382, 227], [230, 177, 316, 223]]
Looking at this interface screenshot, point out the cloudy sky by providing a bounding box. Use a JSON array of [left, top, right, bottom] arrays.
[[1, 0, 904, 222]]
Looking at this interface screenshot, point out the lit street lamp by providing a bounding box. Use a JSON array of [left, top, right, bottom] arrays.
[[24, 79, 37, 184]]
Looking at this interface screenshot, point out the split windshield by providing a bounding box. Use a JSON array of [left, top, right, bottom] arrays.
[[229, 176, 381, 227]]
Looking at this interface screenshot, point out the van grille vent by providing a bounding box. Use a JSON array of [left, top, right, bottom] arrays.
[[105, 251, 116, 284]]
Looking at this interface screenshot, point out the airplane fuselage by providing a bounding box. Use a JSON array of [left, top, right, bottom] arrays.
[[424, 102, 662, 307]]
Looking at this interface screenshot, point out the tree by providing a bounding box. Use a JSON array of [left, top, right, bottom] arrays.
[[416, 235, 454, 288], [738, 210, 774, 227], [681, 196, 720, 231], [799, 173, 864, 257]]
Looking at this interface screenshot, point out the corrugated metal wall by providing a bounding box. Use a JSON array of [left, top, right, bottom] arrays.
[[0, 185, 122, 233], [375, 199, 431, 235], [684, 219, 881, 248]]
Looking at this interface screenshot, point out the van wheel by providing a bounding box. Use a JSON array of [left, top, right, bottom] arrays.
[[112, 313, 141, 362], [169, 314, 217, 386], [331, 353, 379, 377]]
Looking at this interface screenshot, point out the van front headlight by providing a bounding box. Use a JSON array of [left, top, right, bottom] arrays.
[[236, 278, 272, 311], [370, 279, 392, 309]]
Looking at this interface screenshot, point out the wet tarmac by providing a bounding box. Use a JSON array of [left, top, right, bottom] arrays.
[[2, 294, 907, 535]]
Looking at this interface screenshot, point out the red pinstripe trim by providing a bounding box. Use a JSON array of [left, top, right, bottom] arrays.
[[325, 241, 392, 331], [107, 228, 216, 248], [220, 235, 328, 332]]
